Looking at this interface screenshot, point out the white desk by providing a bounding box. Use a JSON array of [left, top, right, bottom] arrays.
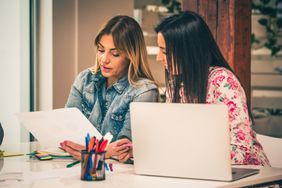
[[0, 142, 281, 188]]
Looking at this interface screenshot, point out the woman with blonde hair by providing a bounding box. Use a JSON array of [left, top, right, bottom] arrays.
[[61, 15, 158, 163]]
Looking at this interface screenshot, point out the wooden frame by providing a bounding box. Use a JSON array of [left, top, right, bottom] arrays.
[[181, 0, 251, 101]]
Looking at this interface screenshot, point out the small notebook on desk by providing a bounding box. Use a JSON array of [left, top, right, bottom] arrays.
[[130, 103, 259, 182], [2, 151, 24, 157], [36, 147, 71, 157]]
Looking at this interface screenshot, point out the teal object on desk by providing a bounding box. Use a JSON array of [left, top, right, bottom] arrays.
[[66, 160, 80, 168]]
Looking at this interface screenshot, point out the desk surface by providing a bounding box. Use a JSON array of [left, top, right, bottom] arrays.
[[0, 143, 281, 188]]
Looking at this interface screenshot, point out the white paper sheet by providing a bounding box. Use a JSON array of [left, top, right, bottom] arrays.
[[15, 108, 102, 149]]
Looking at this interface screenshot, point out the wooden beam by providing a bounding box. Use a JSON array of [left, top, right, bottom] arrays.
[[181, 0, 198, 12], [181, 0, 251, 101], [233, 0, 251, 103]]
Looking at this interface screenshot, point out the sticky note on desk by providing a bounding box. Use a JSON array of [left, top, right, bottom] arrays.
[[35, 153, 53, 160], [3, 151, 24, 157]]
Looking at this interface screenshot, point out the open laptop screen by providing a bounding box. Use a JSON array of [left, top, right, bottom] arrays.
[[130, 102, 258, 181]]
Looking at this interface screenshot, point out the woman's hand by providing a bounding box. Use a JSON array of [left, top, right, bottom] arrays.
[[106, 138, 133, 163], [60, 140, 85, 160]]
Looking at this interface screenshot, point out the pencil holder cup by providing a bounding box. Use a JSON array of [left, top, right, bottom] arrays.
[[80, 150, 106, 181]]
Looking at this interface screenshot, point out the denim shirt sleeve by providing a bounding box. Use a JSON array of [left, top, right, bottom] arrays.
[[116, 87, 158, 140], [65, 70, 89, 111]]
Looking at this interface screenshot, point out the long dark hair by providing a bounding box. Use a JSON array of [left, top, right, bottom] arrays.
[[155, 11, 234, 103]]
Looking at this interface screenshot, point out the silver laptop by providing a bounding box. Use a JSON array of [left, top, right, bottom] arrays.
[[130, 102, 259, 182]]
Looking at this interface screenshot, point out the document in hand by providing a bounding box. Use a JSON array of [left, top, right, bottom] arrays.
[[16, 108, 102, 149]]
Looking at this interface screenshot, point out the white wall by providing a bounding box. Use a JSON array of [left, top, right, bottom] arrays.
[[0, 0, 30, 149], [39, 0, 134, 109], [38, 0, 53, 110]]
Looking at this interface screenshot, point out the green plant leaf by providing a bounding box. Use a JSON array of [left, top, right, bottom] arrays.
[[269, 37, 277, 45], [271, 46, 282, 56], [277, 18, 282, 28], [260, 7, 276, 17], [161, 0, 181, 13], [161, 0, 171, 5], [260, 0, 271, 5], [265, 37, 277, 47], [251, 33, 260, 44], [253, 0, 282, 56], [266, 25, 275, 34], [258, 18, 268, 26], [251, 2, 260, 10]]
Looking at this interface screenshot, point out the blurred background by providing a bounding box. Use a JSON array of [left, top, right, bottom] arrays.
[[0, 0, 281, 150]]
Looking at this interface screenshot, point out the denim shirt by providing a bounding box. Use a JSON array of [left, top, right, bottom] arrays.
[[65, 69, 158, 142]]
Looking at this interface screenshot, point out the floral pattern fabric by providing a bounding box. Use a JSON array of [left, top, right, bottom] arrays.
[[173, 67, 270, 166]]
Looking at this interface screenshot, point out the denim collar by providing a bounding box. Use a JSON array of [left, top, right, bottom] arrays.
[[112, 74, 129, 94], [92, 71, 129, 94]]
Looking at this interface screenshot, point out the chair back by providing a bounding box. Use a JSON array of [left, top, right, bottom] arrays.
[[0, 123, 3, 145], [257, 133, 282, 168]]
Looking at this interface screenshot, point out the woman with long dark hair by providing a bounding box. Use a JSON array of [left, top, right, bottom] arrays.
[[155, 11, 269, 166]]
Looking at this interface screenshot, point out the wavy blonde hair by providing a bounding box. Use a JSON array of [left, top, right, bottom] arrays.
[[91, 15, 156, 86]]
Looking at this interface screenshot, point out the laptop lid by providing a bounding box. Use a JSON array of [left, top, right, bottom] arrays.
[[130, 102, 233, 181]]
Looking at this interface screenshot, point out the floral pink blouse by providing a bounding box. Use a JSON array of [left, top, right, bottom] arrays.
[[168, 67, 270, 166]]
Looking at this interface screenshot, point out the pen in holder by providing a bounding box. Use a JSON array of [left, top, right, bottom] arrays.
[[80, 150, 106, 181]]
